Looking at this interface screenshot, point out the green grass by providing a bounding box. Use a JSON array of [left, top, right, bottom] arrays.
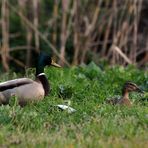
[[0, 63, 148, 148]]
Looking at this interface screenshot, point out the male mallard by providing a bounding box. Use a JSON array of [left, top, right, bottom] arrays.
[[106, 81, 143, 106], [0, 52, 61, 106]]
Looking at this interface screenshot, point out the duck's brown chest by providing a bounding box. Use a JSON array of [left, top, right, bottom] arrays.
[[118, 98, 131, 106]]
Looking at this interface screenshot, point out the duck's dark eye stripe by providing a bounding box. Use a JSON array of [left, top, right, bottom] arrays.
[[0, 81, 32, 91], [127, 85, 137, 90], [127, 83, 136, 87], [126, 82, 137, 87]]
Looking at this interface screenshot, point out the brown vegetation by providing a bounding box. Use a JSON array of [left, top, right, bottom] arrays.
[[0, 0, 147, 71]]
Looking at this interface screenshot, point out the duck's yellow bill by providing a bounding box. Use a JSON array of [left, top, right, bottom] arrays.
[[51, 60, 61, 68]]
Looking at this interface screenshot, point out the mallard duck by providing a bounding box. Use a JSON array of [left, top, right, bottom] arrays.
[[0, 52, 61, 106], [106, 81, 144, 106]]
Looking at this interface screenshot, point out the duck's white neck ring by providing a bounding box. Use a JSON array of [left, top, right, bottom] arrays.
[[37, 73, 46, 76]]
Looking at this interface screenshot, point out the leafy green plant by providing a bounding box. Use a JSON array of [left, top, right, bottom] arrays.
[[58, 84, 74, 99]]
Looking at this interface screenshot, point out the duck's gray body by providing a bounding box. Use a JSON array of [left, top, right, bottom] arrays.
[[0, 76, 47, 106]]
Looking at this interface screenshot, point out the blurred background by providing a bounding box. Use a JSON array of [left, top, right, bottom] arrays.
[[0, 0, 148, 72]]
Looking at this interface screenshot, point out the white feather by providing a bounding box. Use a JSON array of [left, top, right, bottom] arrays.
[[56, 105, 76, 113]]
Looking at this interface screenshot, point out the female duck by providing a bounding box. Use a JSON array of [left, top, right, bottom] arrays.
[[0, 53, 61, 106], [106, 81, 143, 106]]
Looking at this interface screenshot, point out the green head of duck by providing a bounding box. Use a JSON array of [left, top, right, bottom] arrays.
[[36, 52, 61, 75]]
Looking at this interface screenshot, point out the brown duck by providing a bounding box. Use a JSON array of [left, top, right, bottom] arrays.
[[106, 81, 143, 106]]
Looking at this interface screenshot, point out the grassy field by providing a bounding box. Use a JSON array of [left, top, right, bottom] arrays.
[[0, 63, 148, 148]]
